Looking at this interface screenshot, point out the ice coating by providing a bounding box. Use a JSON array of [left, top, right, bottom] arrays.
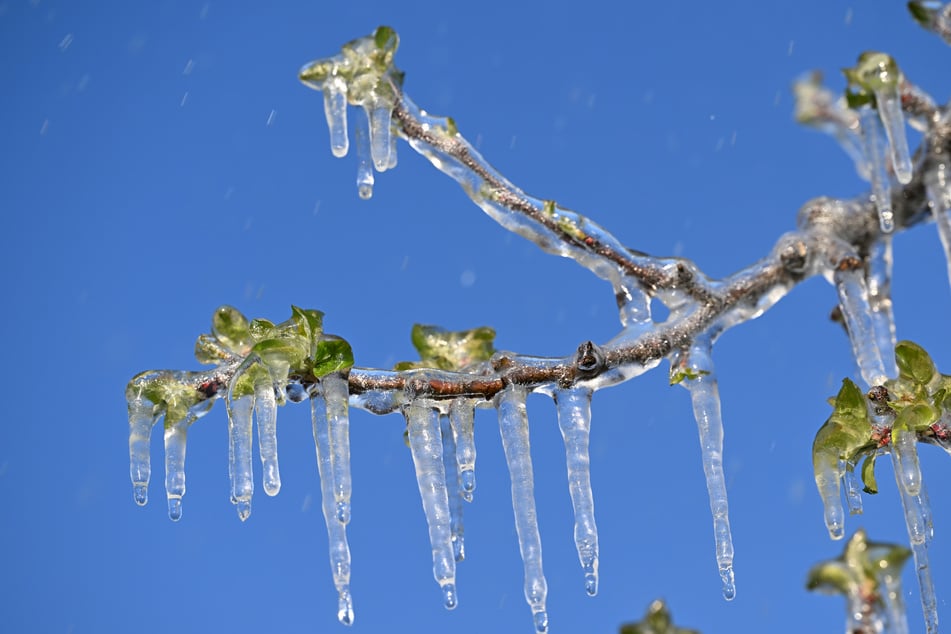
[[254, 381, 281, 497], [554, 387, 599, 596], [127, 395, 157, 506], [323, 374, 353, 525], [833, 266, 889, 387], [163, 417, 189, 521], [678, 344, 736, 600], [814, 452, 846, 539], [311, 393, 355, 626], [324, 75, 349, 158], [924, 164, 951, 287], [890, 449, 939, 634], [366, 103, 393, 171], [875, 87, 913, 185], [449, 398, 477, 502], [439, 414, 465, 562], [859, 107, 895, 233], [892, 428, 923, 496], [497, 387, 549, 632], [354, 112, 374, 199], [227, 394, 254, 521], [404, 401, 458, 610]]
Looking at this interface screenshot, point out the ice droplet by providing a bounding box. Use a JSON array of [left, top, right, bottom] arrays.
[[405, 401, 457, 607], [554, 387, 599, 597], [324, 75, 349, 158], [337, 589, 354, 626], [355, 113, 374, 199], [441, 582, 458, 610]]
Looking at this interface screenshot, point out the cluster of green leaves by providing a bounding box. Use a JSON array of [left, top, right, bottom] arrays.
[[806, 529, 910, 609], [127, 306, 354, 424], [618, 600, 699, 634], [843, 51, 902, 109], [298, 25, 403, 106], [394, 324, 496, 372], [812, 341, 951, 495]]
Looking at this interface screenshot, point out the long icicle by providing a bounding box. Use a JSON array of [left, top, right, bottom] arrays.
[[679, 343, 736, 600], [127, 394, 157, 506], [255, 381, 281, 497], [311, 390, 355, 626], [163, 417, 190, 521], [354, 111, 374, 199], [405, 401, 458, 610], [227, 394, 255, 521], [866, 236, 898, 379], [859, 106, 895, 233], [439, 413, 466, 562], [833, 265, 889, 387], [323, 374, 353, 525], [497, 387, 549, 633], [449, 398, 477, 502], [889, 448, 939, 633], [324, 74, 349, 158], [924, 163, 951, 288], [554, 387, 599, 597], [892, 428, 923, 497], [875, 85, 913, 185]]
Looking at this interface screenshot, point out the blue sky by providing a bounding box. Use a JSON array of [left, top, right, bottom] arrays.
[[2, 1, 950, 633]]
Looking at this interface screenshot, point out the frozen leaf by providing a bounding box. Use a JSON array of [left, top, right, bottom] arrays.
[[397, 324, 496, 371], [895, 340, 937, 386]]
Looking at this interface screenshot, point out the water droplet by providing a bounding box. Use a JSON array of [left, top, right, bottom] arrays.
[[236, 499, 251, 522], [336, 500, 350, 524], [357, 183, 373, 199], [133, 484, 148, 506], [442, 583, 458, 610], [337, 590, 354, 626], [533, 610, 549, 633], [461, 469, 476, 495], [168, 496, 182, 521], [584, 572, 598, 596], [720, 566, 736, 601]]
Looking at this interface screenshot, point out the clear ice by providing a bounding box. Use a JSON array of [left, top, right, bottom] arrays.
[[814, 452, 845, 539], [324, 75, 349, 158], [439, 414, 466, 562], [893, 428, 923, 497], [924, 163, 951, 287], [365, 103, 393, 172], [311, 392, 355, 626], [842, 461, 864, 516], [449, 398, 477, 502], [890, 449, 939, 634], [554, 387, 599, 596], [163, 417, 189, 521], [354, 112, 374, 199], [254, 381, 281, 497], [866, 237, 899, 379], [497, 387, 549, 632], [859, 107, 895, 233], [127, 395, 157, 506], [323, 374, 353, 525], [833, 266, 889, 387], [404, 401, 458, 610], [875, 86, 914, 185], [678, 344, 736, 600], [226, 394, 255, 521]]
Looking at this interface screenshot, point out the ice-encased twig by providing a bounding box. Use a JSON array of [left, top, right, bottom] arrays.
[[859, 107, 895, 233], [324, 74, 349, 158], [323, 374, 353, 525], [889, 449, 939, 634], [497, 387, 549, 633], [892, 428, 923, 497], [254, 381, 281, 497], [404, 401, 458, 610], [875, 87, 914, 184], [924, 163, 951, 288], [354, 111, 374, 200], [127, 395, 157, 506], [554, 387, 599, 597], [439, 414, 465, 562], [679, 344, 736, 600], [164, 417, 189, 521], [833, 265, 890, 387], [226, 394, 254, 521], [449, 398, 477, 502], [311, 392, 355, 626]]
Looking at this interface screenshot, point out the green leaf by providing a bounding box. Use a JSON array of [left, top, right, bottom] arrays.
[[805, 560, 855, 595], [404, 324, 496, 371], [895, 340, 936, 385], [373, 26, 398, 51], [861, 453, 879, 494], [290, 305, 324, 341], [908, 1, 932, 26], [893, 402, 938, 432], [312, 336, 355, 378], [212, 305, 251, 353], [248, 318, 276, 342], [847, 51, 901, 93], [253, 338, 307, 372]]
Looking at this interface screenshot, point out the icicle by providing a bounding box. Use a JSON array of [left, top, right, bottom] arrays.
[[833, 266, 889, 387], [323, 373, 353, 525], [254, 381, 281, 497], [889, 449, 939, 633], [554, 387, 599, 597], [311, 393, 354, 626], [875, 87, 913, 184], [164, 417, 189, 521], [613, 275, 652, 331], [842, 461, 864, 516], [405, 401, 458, 610], [859, 107, 895, 233], [497, 387, 549, 633], [354, 113, 374, 199], [678, 344, 736, 600], [924, 163, 951, 288], [439, 414, 465, 562], [128, 396, 157, 506], [814, 451, 845, 539], [877, 566, 910, 634], [866, 236, 898, 379], [365, 103, 393, 172], [449, 398, 477, 502], [892, 428, 923, 497], [324, 75, 349, 158], [227, 394, 255, 521], [387, 123, 398, 170]]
